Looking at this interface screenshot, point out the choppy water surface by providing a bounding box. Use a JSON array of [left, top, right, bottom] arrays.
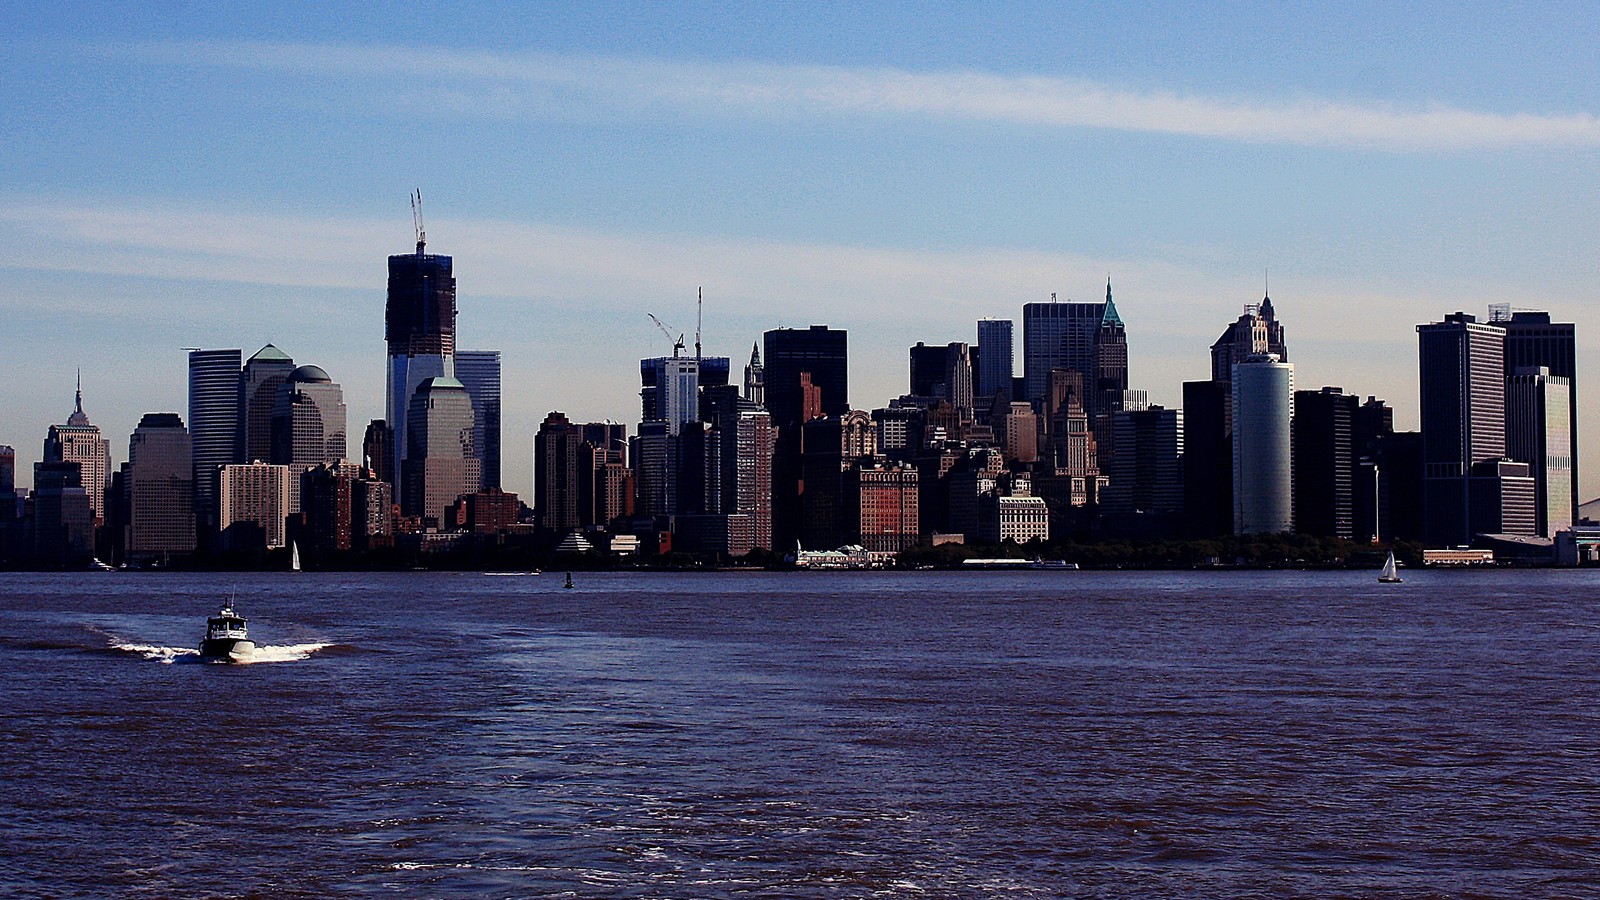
[[4, 570, 1600, 897]]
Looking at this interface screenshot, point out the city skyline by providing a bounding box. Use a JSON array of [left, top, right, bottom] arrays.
[[4, 5, 1598, 500]]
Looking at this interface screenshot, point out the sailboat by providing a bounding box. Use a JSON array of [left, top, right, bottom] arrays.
[[1378, 550, 1402, 583], [290, 541, 301, 573]]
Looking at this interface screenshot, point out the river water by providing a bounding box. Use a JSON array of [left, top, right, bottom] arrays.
[[4, 569, 1600, 897]]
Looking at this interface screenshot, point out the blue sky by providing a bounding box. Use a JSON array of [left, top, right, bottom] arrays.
[[5, 2, 1599, 498]]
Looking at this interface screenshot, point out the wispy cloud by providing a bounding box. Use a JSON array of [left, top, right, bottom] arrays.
[[131, 40, 1600, 151]]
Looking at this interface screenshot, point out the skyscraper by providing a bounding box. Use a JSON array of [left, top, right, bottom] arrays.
[[29, 461, 94, 568], [386, 235, 456, 502], [640, 356, 703, 435], [43, 377, 111, 526], [743, 343, 764, 406], [218, 461, 290, 551], [1506, 367, 1573, 537], [362, 419, 390, 484], [401, 377, 475, 528], [943, 342, 975, 421], [763, 326, 848, 427], [1022, 282, 1128, 434], [0, 445, 16, 524], [976, 318, 1014, 405], [188, 349, 242, 540], [1181, 379, 1232, 538], [241, 345, 295, 464], [764, 325, 849, 549], [454, 350, 502, 491], [1418, 312, 1506, 547], [270, 365, 348, 512], [123, 413, 195, 561], [1494, 310, 1578, 525], [1211, 295, 1289, 383], [908, 342, 947, 398], [534, 411, 582, 533], [1292, 387, 1357, 539], [734, 410, 774, 551], [1022, 296, 1103, 407], [271, 365, 348, 469], [1232, 354, 1294, 535], [1101, 405, 1184, 538]]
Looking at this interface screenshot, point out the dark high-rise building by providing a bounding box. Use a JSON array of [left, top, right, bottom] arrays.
[[455, 350, 502, 491], [1101, 405, 1184, 538], [1418, 312, 1506, 546], [29, 461, 94, 568], [1292, 387, 1358, 539], [123, 413, 195, 562], [1181, 380, 1232, 538], [1494, 310, 1578, 525], [241, 345, 295, 465], [765, 326, 848, 549], [1352, 397, 1394, 543], [944, 342, 975, 421], [188, 349, 242, 541], [386, 236, 456, 501], [362, 420, 390, 485], [1376, 431, 1425, 542], [908, 342, 946, 398], [764, 326, 848, 428], [534, 411, 582, 533], [0, 445, 16, 526], [976, 318, 1014, 405]]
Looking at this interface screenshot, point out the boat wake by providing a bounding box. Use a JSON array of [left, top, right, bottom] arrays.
[[108, 640, 333, 664]]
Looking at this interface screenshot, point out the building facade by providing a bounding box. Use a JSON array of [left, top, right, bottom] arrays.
[[1418, 312, 1506, 547], [976, 318, 1014, 406], [123, 413, 195, 561], [1292, 387, 1357, 539], [43, 381, 111, 526], [386, 240, 456, 504], [1506, 367, 1573, 537], [1232, 354, 1294, 535], [187, 349, 242, 540], [218, 461, 290, 551], [454, 350, 502, 491], [401, 377, 477, 528]]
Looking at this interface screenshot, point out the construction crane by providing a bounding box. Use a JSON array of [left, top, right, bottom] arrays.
[[647, 313, 686, 358], [411, 189, 426, 254]]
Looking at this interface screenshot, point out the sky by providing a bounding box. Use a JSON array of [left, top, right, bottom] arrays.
[[4, 2, 1599, 500]]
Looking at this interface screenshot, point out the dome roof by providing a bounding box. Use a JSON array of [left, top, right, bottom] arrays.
[[289, 364, 332, 383]]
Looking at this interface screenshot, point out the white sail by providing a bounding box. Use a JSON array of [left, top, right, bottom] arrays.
[[1379, 551, 1400, 582], [291, 541, 301, 573]]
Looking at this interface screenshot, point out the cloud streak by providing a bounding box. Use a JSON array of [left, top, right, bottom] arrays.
[[132, 40, 1600, 151]]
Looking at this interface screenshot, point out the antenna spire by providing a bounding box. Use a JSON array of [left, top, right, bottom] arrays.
[[695, 287, 703, 362], [75, 369, 83, 415], [411, 189, 426, 255]]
